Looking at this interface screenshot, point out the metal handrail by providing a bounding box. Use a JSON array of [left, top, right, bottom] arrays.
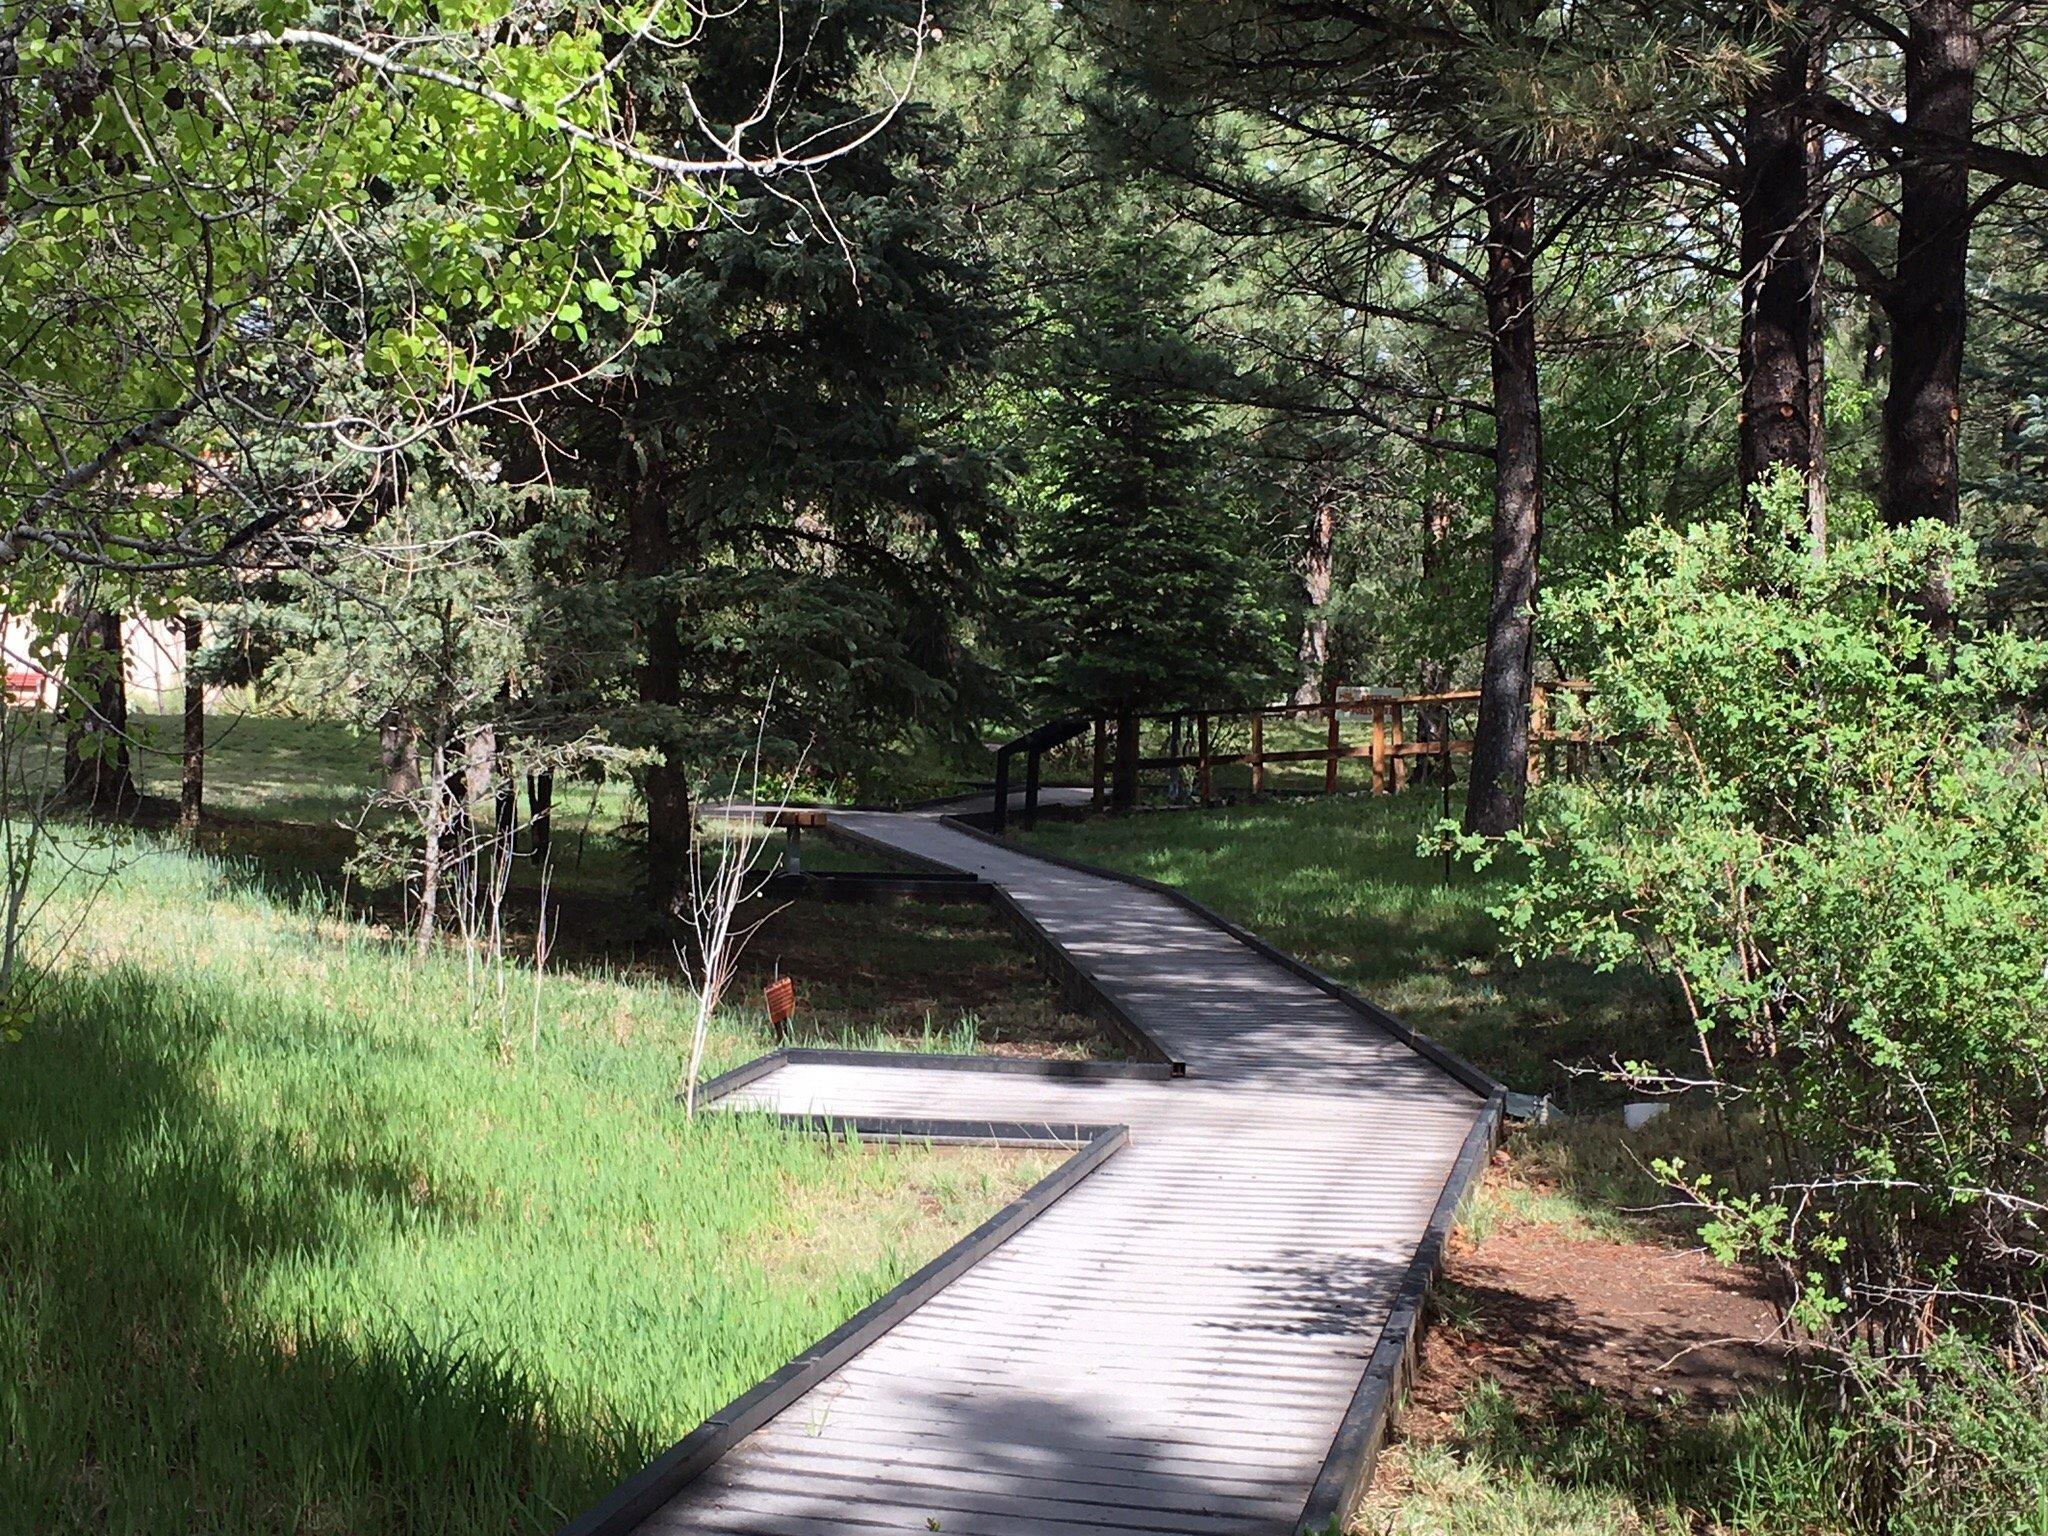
[[990, 714, 1090, 833]]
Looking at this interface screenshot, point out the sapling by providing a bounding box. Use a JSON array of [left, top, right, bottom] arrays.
[[677, 700, 796, 1117]]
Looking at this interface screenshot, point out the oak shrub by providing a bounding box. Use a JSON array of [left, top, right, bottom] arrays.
[[1460, 488, 2048, 1530]]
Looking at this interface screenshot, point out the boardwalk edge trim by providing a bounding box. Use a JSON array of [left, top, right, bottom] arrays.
[[1294, 1087, 1509, 1533], [568, 806, 1507, 1535], [820, 818, 1188, 1071], [940, 814, 1509, 1102]]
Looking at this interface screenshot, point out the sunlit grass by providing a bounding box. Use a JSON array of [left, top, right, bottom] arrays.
[[106, 711, 641, 844], [1359, 1382, 1848, 1536], [0, 831, 1048, 1534]]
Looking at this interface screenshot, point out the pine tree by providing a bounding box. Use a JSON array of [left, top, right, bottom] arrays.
[[545, 2, 1005, 906], [1009, 233, 1287, 806]]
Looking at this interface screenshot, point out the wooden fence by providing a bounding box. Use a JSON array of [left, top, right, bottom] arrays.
[[986, 684, 1595, 831], [1092, 683, 1593, 808]]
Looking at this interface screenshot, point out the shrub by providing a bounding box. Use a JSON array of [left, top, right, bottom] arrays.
[[1457, 491, 2048, 1522]]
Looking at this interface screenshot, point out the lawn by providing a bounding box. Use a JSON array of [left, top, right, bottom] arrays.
[[0, 829, 1053, 1535], [1022, 793, 1687, 1107], [125, 710, 384, 823]]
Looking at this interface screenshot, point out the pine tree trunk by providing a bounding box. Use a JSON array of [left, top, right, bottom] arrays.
[[440, 753, 472, 899], [494, 761, 518, 869], [466, 723, 515, 883], [1111, 699, 1140, 812], [1881, 1, 1977, 627], [1737, 36, 1820, 517], [380, 713, 421, 797], [1294, 491, 1336, 704], [179, 614, 204, 833], [628, 477, 691, 911], [415, 726, 450, 953], [60, 602, 137, 814], [1805, 39, 1830, 558], [1417, 486, 1454, 764], [1465, 159, 1545, 837], [528, 769, 555, 863], [465, 724, 497, 812]]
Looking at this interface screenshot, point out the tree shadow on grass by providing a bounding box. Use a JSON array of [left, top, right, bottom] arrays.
[[0, 964, 657, 1536], [182, 816, 1107, 1060], [1423, 1373, 1838, 1532]]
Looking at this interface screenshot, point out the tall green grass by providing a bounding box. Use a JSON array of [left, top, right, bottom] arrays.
[[0, 833, 1045, 1534]]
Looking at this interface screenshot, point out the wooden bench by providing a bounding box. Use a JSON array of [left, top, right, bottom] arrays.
[[759, 807, 827, 872]]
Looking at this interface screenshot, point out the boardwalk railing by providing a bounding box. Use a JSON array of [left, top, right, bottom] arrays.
[[988, 714, 1091, 833]]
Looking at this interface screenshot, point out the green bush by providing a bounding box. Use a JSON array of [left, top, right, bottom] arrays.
[[1459, 491, 2048, 1524], [1831, 1335, 2048, 1535]]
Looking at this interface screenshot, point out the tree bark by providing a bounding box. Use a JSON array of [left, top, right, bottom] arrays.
[[380, 713, 421, 797], [1419, 482, 1453, 704], [1294, 488, 1337, 704], [494, 766, 518, 857], [1737, 35, 1820, 519], [1880, 1, 1976, 626], [414, 727, 449, 953], [60, 602, 137, 813], [464, 724, 497, 812], [479, 722, 517, 878], [1111, 698, 1140, 812], [628, 476, 691, 911], [528, 769, 555, 863], [1465, 160, 1546, 837], [1805, 35, 1830, 558], [1416, 482, 1455, 769], [439, 747, 473, 897], [179, 614, 203, 833]]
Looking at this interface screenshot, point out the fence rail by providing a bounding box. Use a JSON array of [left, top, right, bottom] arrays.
[[989, 684, 1595, 832], [1114, 683, 1592, 803]]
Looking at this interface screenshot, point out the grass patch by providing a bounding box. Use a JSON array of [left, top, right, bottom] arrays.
[[0, 831, 1052, 1534], [1363, 1382, 1845, 1536], [109, 715, 1109, 1059], [127, 710, 384, 823], [1023, 795, 1686, 1106], [736, 895, 1109, 1058], [1463, 1108, 1785, 1247]]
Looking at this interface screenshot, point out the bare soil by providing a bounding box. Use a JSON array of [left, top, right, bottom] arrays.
[[1396, 1150, 1788, 1443]]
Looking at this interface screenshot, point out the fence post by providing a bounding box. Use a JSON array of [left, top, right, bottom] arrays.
[[1023, 745, 1042, 829], [1325, 702, 1340, 796], [1250, 712, 1265, 796], [1196, 714, 1213, 807], [1371, 700, 1388, 795], [1390, 701, 1405, 794], [1091, 716, 1106, 811], [1529, 684, 1549, 787]]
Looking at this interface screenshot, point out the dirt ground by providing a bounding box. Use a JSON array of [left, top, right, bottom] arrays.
[[1392, 1144, 1788, 1451]]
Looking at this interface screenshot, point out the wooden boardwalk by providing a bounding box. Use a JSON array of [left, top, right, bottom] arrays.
[[620, 806, 1487, 1536]]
